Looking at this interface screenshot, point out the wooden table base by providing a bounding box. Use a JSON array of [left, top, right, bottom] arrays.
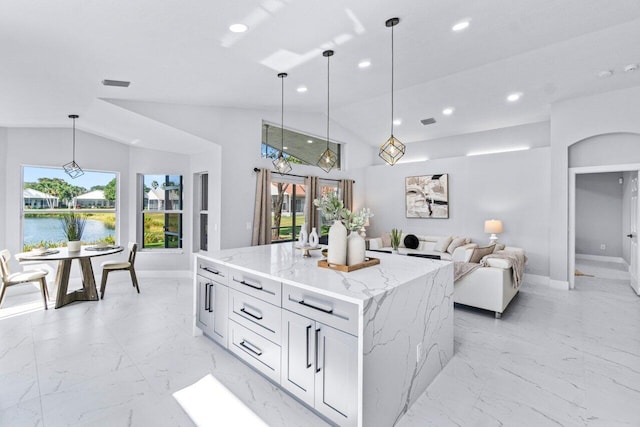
[[54, 258, 99, 309]]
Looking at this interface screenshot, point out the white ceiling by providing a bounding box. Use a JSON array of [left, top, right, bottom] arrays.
[[1, 0, 640, 150]]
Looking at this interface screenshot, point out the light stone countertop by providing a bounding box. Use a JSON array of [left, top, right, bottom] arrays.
[[199, 243, 451, 304]]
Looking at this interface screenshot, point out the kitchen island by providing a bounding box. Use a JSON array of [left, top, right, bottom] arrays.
[[193, 243, 453, 427]]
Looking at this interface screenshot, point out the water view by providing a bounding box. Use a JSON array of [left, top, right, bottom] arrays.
[[24, 217, 115, 246]]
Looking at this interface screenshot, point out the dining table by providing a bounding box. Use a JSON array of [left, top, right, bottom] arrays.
[[17, 245, 124, 309]]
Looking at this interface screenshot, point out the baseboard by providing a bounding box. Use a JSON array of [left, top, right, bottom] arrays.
[[549, 279, 570, 290], [523, 274, 549, 286], [136, 270, 191, 279], [575, 253, 627, 265]]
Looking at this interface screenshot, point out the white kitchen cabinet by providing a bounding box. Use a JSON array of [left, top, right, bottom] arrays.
[[196, 259, 228, 347], [282, 309, 358, 426]]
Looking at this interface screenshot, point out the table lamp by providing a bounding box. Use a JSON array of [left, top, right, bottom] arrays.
[[484, 219, 503, 244]]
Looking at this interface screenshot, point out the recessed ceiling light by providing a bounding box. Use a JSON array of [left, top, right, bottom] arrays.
[[393, 119, 402, 126], [307, 139, 313, 144], [358, 60, 371, 68], [229, 23, 248, 33], [506, 92, 523, 102], [296, 86, 308, 93], [624, 63, 638, 73], [442, 107, 455, 115], [452, 20, 470, 32]]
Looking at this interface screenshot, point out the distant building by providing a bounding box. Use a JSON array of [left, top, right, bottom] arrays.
[[145, 188, 180, 210], [23, 188, 59, 209], [73, 190, 114, 208]]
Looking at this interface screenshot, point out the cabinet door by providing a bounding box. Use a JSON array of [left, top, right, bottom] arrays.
[[315, 324, 358, 427], [281, 310, 315, 407], [196, 277, 212, 333], [212, 283, 228, 346]]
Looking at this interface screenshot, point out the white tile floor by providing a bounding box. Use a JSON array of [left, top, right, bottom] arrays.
[[1, 262, 639, 427]]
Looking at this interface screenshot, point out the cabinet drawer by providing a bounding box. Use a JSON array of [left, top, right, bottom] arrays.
[[229, 320, 281, 384], [229, 289, 281, 345], [282, 284, 359, 336], [229, 268, 281, 307], [197, 259, 228, 283]]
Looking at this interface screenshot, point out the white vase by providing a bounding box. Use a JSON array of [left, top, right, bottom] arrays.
[[309, 227, 319, 248], [298, 223, 308, 247], [327, 220, 347, 265], [67, 240, 81, 252], [347, 232, 366, 266]]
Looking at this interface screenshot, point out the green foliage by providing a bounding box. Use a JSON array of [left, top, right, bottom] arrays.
[[390, 228, 402, 250], [59, 212, 87, 241], [24, 177, 86, 206], [103, 178, 116, 201], [313, 193, 344, 222]]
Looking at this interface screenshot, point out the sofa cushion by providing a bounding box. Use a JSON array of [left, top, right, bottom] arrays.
[[381, 232, 391, 248], [469, 244, 496, 263], [447, 237, 468, 254], [419, 241, 436, 251], [404, 234, 419, 249], [493, 243, 506, 253], [434, 236, 453, 253]]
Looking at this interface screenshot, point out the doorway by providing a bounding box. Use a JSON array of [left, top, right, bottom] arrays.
[[569, 164, 640, 294]]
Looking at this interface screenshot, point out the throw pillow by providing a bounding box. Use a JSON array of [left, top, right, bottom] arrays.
[[469, 244, 496, 263], [434, 236, 453, 252], [381, 232, 392, 248], [446, 237, 467, 254], [404, 234, 419, 249], [493, 243, 505, 253]]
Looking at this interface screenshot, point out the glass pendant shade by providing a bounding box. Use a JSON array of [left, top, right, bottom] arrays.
[[273, 154, 292, 174], [317, 147, 337, 173], [379, 135, 406, 166], [64, 114, 84, 178]]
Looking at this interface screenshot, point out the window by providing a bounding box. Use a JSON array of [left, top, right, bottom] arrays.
[[198, 173, 208, 251], [141, 174, 183, 249], [261, 122, 341, 169], [271, 177, 306, 242], [22, 166, 117, 251]]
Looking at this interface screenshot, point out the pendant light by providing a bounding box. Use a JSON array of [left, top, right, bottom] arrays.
[[317, 49, 338, 173], [379, 17, 406, 166], [63, 114, 84, 178], [273, 72, 292, 175]]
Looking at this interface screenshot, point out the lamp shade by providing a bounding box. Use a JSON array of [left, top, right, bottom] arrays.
[[484, 219, 503, 234]]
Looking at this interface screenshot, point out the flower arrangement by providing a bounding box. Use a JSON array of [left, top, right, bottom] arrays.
[[313, 194, 374, 232], [390, 228, 402, 250], [343, 208, 373, 232], [59, 212, 87, 242]]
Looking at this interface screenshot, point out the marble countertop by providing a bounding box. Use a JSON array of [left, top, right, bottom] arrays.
[[198, 243, 451, 304]]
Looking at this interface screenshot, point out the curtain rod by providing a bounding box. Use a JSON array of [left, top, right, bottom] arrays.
[[252, 167, 354, 183]]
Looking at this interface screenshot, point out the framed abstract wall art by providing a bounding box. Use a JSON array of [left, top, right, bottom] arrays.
[[405, 174, 449, 218]]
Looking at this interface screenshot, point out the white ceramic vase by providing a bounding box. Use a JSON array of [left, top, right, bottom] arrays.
[[309, 227, 319, 248], [347, 231, 366, 266], [67, 240, 81, 252], [327, 220, 347, 265], [298, 223, 308, 247]]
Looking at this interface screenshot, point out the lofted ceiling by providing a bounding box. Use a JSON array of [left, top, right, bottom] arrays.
[[1, 0, 640, 151]]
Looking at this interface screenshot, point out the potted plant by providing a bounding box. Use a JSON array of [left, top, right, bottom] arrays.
[[314, 194, 348, 265], [59, 212, 86, 252], [343, 208, 374, 265], [390, 228, 402, 252]]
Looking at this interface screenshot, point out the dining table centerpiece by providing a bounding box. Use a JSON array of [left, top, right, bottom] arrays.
[[313, 194, 373, 266], [59, 212, 86, 252]]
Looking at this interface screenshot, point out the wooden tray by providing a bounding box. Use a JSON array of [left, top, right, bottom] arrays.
[[317, 257, 380, 272]]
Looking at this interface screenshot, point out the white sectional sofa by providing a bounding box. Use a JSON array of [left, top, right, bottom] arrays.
[[368, 234, 477, 261]]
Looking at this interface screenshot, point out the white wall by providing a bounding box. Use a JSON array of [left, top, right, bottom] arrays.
[[0, 127, 7, 250], [575, 172, 624, 257], [550, 86, 640, 286], [365, 147, 551, 276], [570, 133, 640, 167], [190, 146, 223, 255], [105, 101, 371, 249], [621, 171, 636, 264], [2, 127, 192, 273]]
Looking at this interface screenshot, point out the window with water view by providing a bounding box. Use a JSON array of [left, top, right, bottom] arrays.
[[22, 166, 117, 251], [141, 174, 183, 249]]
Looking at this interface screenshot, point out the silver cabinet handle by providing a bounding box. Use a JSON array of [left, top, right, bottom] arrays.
[[207, 284, 214, 313], [239, 339, 263, 356], [204, 282, 210, 311], [233, 277, 263, 290], [299, 298, 333, 314], [240, 306, 263, 320], [201, 266, 221, 276], [315, 328, 321, 373], [306, 324, 312, 368]]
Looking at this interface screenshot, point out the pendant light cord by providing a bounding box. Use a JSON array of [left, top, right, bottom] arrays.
[[72, 116, 76, 162], [326, 53, 330, 151], [391, 22, 394, 136], [281, 76, 284, 153]]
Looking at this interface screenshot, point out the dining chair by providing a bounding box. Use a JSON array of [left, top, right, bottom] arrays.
[[99, 243, 140, 299], [0, 249, 50, 310]]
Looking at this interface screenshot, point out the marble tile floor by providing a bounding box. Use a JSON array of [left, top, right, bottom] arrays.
[[1, 263, 638, 427]]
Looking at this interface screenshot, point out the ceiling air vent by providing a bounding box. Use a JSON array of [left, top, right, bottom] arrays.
[[420, 117, 436, 126], [102, 79, 130, 87]]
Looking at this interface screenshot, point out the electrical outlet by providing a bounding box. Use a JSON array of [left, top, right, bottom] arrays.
[[600, 244, 606, 251], [416, 342, 423, 363]]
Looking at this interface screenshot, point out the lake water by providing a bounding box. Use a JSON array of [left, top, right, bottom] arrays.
[[24, 217, 115, 245]]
